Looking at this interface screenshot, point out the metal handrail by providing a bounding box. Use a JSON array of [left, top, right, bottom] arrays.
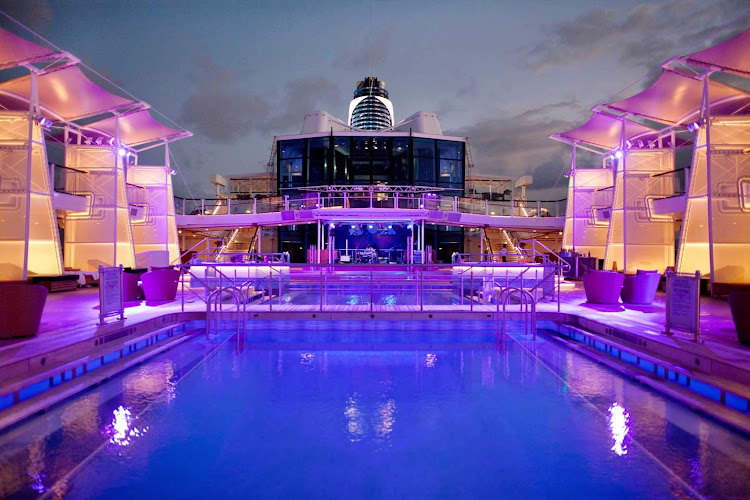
[[206, 286, 243, 338], [501, 288, 536, 336], [173, 237, 224, 265]]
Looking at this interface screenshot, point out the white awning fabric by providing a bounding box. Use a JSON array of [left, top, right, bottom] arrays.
[[554, 112, 654, 150], [685, 29, 750, 77], [0, 65, 134, 120], [0, 28, 57, 69], [87, 109, 185, 147], [607, 70, 743, 124]]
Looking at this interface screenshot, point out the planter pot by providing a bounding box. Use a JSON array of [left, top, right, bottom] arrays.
[[0, 282, 48, 338], [729, 290, 750, 345]]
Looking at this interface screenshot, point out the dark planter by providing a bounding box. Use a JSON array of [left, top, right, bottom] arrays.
[[0, 282, 48, 338], [729, 290, 750, 345]]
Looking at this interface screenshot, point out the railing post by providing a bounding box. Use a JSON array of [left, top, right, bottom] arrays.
[[253, 198, 257, 214], [370, 269, 374, 312], [369, 189, 373, 208], [453, 196, 458, 211], [227, 197, 231, 214], [470, 268, 474, 312], [420, 266, 424, 311], [284, 195, 289, 211], [536, 200, 540, 217], [555, 200, 559, 217], [182, 198, 186, 216], [395, 191, 399, 208], [485, 200, 489, 216], [201, 198, 205, 214], [317, 192, 321, 208], [510, 198, 514, 216], [320, 268, 323, 312]]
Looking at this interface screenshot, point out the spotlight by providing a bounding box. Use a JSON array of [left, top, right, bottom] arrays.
[[84, 137, 93, 145], [108, 137, 115, 146], [368, 224, 374, 229], [95, 137, 103, 145], [608, 154, 615, 161], [388, 225, 392, 229], [625, 140, 632, 149], [329, 223, 335, 228], [117, 147, 127, 157], [168, 169, 176, 175], [65, 137, 73, 144], [637, 140, 644, 148], [38, 117, 53, 128], [407, 224, 412, 229], [647, 141, 655, 149], [350, 224, 356, 229], [614, 150, 623, 159]]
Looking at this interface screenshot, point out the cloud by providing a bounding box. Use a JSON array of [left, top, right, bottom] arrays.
[[445, 99, 584, 198], [180, 55, 340, 143], [0, 0, 52, 31], [180, 55, 268, 143], [335, 26, 392, 72], [521, 0, 750, 73]]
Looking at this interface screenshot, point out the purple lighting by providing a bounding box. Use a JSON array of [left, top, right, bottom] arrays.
[[614, 150, 623, 159], [117, 147, 127, 157]]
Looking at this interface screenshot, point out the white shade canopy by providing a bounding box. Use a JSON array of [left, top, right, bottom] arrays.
[[0, 27, 57, 69], [87, 109, 186, 147], [606, 70, 743, 124], [685, 29, 750, 77], [0, 65, 135, 121], [553, 112, 654, 150]]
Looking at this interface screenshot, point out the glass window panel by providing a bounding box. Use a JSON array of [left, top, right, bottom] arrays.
[[413, 157, 435, 184], [413, 138, 435, 158], [392, 138, 409, 156], [280, 158, 304, 187], [307, 137, 329, 185], [279, 139, 305, 159], [437, 140, 463, 160], [333, 137, 350, 183], [438, 158, 463, 188]]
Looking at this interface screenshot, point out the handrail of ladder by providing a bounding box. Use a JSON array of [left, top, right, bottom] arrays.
[[501, 288, 536, 336], [206, 285, 244, 338]]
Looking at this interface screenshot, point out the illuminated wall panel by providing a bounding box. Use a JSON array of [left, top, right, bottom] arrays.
[[0, 112, 62, 280], [562, 168, 613, 259], [127, 165, 179, 264], [605, 149, 674, 274], [63, 146, 134, 271], [679, 117, 750, 286]]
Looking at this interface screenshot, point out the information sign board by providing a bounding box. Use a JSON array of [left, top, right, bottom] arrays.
[[665, 270, 701, 341], [99, 265, 125, 325]]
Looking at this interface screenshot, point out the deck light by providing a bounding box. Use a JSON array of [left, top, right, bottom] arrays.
[[625, 140, 632, 149], [117, 148, 127, 157], [95, 137, 103, 145], [614, 150, 623, 159], [647, 141, 655, 149], [84, 137, 93, 145], [637, 140, 644, 148]]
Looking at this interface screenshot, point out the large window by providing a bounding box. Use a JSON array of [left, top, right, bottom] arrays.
[[413, 138, 436, 185], [279, 139, 306, 189], [307, 137, 329, 185], [277, 135, 465, 193]]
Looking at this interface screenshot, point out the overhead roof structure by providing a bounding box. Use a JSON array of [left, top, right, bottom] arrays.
[[0, 65, 135, 121], [550, 112, 654, 151], [683, 29, 750, 77], [0, 27, 60, 69], [0, 26, 190, 148], [606, 70, 744, 125], [551, 27, 750, 153], [88, 109, 189, 147]]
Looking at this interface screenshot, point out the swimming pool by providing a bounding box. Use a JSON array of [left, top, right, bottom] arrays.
[[1, 321, 749, 498]]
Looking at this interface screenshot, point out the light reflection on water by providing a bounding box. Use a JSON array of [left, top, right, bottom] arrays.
[[608, 402, 630, 456], [105, 406, 148, 447]]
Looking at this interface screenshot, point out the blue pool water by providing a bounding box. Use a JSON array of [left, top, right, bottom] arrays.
[[1, 321, 750, 498]]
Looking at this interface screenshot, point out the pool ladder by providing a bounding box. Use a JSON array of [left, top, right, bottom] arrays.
[[206, 284, 246, 338], [497, 286, 536, 336]]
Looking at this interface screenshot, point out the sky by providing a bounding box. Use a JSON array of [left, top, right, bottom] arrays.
[[3, 0, 750, 200]]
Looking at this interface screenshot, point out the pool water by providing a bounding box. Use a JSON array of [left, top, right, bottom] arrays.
[[1, 321, 750, 498]]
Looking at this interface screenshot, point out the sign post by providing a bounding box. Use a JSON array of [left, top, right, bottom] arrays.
[[99, 264, 125, 325], [665, 270, 701, 342]]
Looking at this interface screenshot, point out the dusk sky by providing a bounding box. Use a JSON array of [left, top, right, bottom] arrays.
[[4, 0, 750, 199]]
